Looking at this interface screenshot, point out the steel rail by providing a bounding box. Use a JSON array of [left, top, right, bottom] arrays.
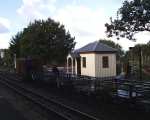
[[0, 73, 101, 120]]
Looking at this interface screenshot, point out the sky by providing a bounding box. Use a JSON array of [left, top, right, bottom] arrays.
[[0, 0, 150, 51]]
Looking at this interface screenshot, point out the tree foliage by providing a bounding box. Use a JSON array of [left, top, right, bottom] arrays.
[[9, 32, 22, 58], [9, 18, 75, 65], [105, 0, 150, 40], [2, 49, 14, 68], [128, 43, 150, 64]]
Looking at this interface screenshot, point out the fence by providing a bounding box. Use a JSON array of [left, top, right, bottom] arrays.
[[43, 71, 117, 93], [55, 72, 150, 100], [128, 46, 150, 81]]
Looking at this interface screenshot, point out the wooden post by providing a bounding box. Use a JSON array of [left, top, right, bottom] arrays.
[[129, 84, 133, 99], [66, 58, 68, 73], [71, 58, 74, 74], [139, 46, 142, 81], [14, 54, 16, 69]]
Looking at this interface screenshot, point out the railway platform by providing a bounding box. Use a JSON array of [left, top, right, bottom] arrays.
[[0, 96, 27, 120]]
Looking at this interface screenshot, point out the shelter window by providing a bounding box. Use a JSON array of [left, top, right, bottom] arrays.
[[82, 57, 86, 68], [102, 56, 109, 68]]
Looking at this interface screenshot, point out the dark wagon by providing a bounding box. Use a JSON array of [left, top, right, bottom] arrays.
[[16, 57, 43, 81]]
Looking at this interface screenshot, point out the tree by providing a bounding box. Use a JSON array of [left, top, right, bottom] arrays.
[[9, 32, 22, 58], [128, 43, 150, 65], [2, 49, 14, 68], [99, 39, 124, 60], [105, 0, 150, 40], [10, 18, 75, 65]]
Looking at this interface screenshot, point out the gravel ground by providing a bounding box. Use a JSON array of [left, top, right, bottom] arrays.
[[18, 81, 150, 120], [0, 81, 62, 120], [0, 72, 150, 120]]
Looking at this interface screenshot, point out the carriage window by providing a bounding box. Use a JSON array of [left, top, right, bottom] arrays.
[[82, 57, 86, 68], [103, 56, 109, 68]]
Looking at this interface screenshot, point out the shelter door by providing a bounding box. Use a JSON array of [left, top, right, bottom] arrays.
[[77, 58, 81, 75]]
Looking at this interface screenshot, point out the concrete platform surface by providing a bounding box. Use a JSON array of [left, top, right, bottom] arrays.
[[0, 96, 27, 120]]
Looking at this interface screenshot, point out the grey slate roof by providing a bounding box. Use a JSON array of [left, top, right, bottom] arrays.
[[70, 50, 80, 58], [69, 41, 117, 58], [77, 41, 117, 53]]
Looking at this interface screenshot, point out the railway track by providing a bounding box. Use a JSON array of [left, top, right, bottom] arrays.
[[0, 72, 101, 120]]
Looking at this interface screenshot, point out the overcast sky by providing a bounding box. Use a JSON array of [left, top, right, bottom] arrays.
[[0, 0, 150, 50]]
